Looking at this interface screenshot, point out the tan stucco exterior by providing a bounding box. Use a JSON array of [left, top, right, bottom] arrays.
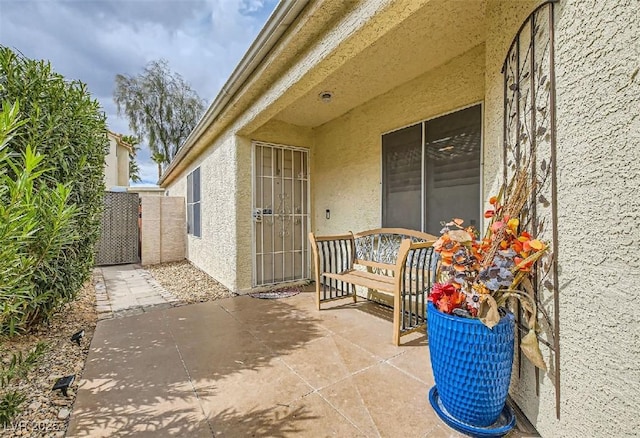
[[312, 44, 486, 236], [163, 1, 639, 435], [140, 196, 186, 265], [105, 131, 131, 189]]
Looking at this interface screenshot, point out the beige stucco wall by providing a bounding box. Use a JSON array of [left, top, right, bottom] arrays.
[[104, 136, 118, 189], [550, 0, 639, 435], [165, 132, 240, 291], [105, 135, 130, 189], [312, 44, 485, 236], [128, 187, 166, 197], [483, 1, 640, 436], [140, 196, 186, 265], [116, 144, 130, 186]]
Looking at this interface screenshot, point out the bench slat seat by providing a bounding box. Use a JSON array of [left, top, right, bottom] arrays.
[[309, 228, 437, 345], [323, 270, 396, 293]]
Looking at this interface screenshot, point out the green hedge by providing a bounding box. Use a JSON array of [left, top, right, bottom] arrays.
[[0, 47, 107, 335]]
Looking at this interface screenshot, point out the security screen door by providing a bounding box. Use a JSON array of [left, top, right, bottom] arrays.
[[253, 142, 310, 286]]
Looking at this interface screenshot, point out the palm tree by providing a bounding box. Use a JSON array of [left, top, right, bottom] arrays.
[[151, 151, 166, 181]]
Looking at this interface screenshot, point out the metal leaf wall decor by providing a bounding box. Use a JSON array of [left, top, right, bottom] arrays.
[[501, 0, 560, 419]]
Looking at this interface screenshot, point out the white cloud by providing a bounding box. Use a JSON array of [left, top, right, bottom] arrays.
[[0, 0, 278, 186]]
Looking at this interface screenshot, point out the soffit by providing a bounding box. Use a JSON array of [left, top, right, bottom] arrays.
[[273, 0, 487, 128]]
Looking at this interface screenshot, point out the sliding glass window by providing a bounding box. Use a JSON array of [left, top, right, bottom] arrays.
[[382, 105, 482, 235]]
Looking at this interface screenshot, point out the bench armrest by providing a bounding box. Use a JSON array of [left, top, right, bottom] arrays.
[[308, 232, 355, 278]]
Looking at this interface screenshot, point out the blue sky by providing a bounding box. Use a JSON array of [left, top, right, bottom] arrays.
[[0, 0, 278, 185]]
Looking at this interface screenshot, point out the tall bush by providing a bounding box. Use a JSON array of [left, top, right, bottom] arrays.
[[0, 102, 79, 334], [0, 47, 107, 333]]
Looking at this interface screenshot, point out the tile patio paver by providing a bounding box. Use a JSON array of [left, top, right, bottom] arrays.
[[69, 278, 537, 437]]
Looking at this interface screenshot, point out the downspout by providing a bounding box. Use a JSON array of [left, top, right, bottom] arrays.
[[159, 0, 310, 185]]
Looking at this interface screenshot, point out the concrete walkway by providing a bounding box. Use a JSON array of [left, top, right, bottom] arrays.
[[68, 266, 535, 437], [94, 265, 179, 319]]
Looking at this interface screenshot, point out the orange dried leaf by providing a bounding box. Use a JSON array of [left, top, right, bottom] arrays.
[[529, 239, 545, 250]]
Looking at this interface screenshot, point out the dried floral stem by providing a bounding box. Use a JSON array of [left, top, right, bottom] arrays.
[[482, 168, 536, 269]]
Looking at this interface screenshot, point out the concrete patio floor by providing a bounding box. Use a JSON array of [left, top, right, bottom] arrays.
[[67, 282, 534, 437]]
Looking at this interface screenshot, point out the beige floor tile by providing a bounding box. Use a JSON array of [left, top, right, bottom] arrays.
[[177, 328, 275, 382], [425, 424, 467, 438], [163, 301, 245, 338], [68, 314, 209, 437], [217, 295, 277, 313], [229, 299, 319, 327], [388, 344, 435, 386], [280, 334, 380, 390], [245, 310, 329, 354], [196, 359, 314, 432], [205, 392, 365, 437], [319, 362, 439, 437]]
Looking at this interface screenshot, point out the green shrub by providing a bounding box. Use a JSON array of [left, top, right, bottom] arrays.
[[0, 47, 107, 333], [0, 102, 79, 334], [0, 342, 47, 426]]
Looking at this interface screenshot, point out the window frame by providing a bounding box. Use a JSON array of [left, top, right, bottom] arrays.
[[186, 167, 201, 238], [380, 102, 483, 234]]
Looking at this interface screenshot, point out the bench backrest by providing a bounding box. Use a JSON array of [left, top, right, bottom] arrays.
[[353, 228, 437, 270]]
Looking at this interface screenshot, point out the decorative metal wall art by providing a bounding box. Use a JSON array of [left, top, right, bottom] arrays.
[[502, 0, 560, 419]]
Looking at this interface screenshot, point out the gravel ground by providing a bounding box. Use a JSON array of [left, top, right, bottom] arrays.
[[145, 260, 234, 304], [0, 280, 97, 437]]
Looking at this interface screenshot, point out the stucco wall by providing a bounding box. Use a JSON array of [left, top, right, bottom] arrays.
[[104, 136, 118, 189], [312, 44, 485, 236], [483, 1, 640, 436], [116, 144, 129, 186], [550, 0, 639, 435], [165, 132, 239, 291], [140, 196, 185, 265]]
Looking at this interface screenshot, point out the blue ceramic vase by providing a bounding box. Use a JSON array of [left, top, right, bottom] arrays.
[[427, 302, 515, 427]]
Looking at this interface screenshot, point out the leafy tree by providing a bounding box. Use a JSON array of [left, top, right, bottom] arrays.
[[113, 59, 205, 178], [0, 46, 107, 332], [122, 134, 141, 183]]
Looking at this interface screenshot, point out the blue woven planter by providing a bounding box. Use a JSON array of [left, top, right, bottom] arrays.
[[427, 302, 515, 427]]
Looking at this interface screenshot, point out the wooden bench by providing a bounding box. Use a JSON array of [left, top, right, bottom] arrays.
[[308, 228, 438, 345]]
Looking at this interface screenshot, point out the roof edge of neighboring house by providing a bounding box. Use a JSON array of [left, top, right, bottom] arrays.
[[159, 0, 310, 186], [107, 130, 134, 154]]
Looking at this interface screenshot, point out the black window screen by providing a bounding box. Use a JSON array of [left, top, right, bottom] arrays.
[[382, 123, 422, 230], [187, 167, 201, 237], [424, 105, 481, 234]]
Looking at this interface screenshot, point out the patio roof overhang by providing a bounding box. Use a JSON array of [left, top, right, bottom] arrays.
[[160, 0, 487, 187]]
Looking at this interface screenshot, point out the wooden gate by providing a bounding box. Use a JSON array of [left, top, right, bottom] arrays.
[[95, 192, 140, 265]]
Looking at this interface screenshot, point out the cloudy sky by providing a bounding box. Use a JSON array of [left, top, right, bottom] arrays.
[[0, 0, 278, 185]]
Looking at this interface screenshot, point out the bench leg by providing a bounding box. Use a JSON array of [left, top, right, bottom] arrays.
[[393, 289, 401, 346], [315, 280, 321, 311], [352, 284, 357, 303]]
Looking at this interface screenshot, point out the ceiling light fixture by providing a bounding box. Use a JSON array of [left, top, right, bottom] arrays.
[[318, 91, 333, 103]]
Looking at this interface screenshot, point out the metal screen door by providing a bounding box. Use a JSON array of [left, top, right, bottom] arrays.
[[252, 142, 310, 286]]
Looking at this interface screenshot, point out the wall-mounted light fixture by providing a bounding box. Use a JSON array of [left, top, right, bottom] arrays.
[[318, 91, 333, 103]]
